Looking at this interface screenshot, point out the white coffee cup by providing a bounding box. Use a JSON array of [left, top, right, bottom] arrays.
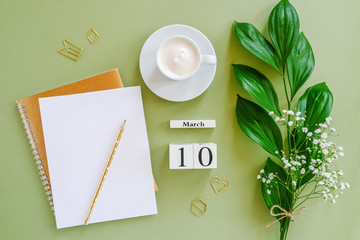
[[156, 36, 216, 81]]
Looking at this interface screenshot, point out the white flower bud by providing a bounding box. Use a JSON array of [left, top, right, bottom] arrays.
[[287, 110, 294, 115]]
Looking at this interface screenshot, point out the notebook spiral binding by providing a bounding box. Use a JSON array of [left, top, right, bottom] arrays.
[[17, 102, 55, 212]]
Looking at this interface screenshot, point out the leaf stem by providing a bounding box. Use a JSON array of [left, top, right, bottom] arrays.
[[282, 75, 291, 108]]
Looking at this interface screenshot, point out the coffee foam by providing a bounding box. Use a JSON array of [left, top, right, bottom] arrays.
[[158, 37, 200, 79]]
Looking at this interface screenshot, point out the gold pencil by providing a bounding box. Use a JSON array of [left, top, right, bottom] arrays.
[[84, 120, 127, 225]]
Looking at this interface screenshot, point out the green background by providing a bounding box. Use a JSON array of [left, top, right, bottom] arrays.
[[1, 0, 359, 239]]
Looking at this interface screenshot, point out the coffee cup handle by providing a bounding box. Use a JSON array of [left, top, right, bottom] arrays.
[[201, 55, 217, 65]]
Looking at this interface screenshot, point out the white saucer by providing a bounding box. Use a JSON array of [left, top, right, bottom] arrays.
[[139, 24, 217, 102]]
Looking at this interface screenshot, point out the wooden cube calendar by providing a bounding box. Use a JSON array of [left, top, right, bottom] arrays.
[[169, 143, 217, 169], [169, 144, 194, 169]]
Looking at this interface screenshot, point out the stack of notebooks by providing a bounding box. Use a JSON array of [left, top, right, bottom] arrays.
[[16, 69, 158, 229]]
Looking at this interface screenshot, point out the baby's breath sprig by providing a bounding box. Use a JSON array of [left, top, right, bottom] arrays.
[[259, 112, 349, 206]]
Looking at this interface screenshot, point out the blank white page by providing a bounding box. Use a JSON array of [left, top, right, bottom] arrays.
[[39, 86, 157, 229]]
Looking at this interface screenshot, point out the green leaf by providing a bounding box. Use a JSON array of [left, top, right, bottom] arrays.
[[236, 95, 283, 157], [261, 158, 289, 215], [287, 33, 315, 99], [233, 65, 281, 117], [295, 82, 333, 146], [268, 0, 299, 66], [234, 21, 280, 72]]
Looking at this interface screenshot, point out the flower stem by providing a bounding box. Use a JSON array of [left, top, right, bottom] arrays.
[[280, 217, 291, 240]]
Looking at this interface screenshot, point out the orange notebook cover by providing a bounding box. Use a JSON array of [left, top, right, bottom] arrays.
[[16, 69, 158, 211]]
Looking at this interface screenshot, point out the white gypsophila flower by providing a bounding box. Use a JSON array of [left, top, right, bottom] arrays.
[[326, 117, 332, 124], [321, 133, 328, 139], [267, 190, 271, 194], [339, 152, 344, 157], [262, 178, 266, 183], [280, 118, 286, 121], [307, 132, 313, 137], [288, 121, 294, 126], [330, 128, 336, 132], [275, 151, 279, 154], [266, 179, 271, 184], [322, 149, 329, 155], [260, 169, 264, 174], [313, 139, 320, 144], [292, 181, 297, 186], [287, 110, 294, 115], [269, 111, 274, 116], [284, 163, 291, 168], [315, 129, 321, 134], [309, 165, 314, 171], [295, 117, 301, 121], [282, 110, 288, 113], [301, 168, 305, 174], [338, 146, 344, 151], [319, 123, 328, 128], [296, 112, 301, 116], [268, 173, 274, 180], [301, 160, 307, 165], [257, 175, 261, 179], [302, 127, 308, 133]]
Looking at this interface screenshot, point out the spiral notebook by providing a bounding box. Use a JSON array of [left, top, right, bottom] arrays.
[[16, 69, 158, 212], [16, 69, 124, 211], [38, 87, 157, 228]]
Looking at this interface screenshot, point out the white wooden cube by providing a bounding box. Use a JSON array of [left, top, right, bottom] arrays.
[[193, 143, 217, 169], [169, 144, 194, 169]]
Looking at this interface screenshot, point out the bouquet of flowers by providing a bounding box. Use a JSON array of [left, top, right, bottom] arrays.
[[233, 0, 349, 239]]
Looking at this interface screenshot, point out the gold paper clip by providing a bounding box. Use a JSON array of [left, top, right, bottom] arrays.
[[191, 199, 207, 216], [210, 176, 230, 194], [58, 39, 83, 61], [87, 28, 99, 44]]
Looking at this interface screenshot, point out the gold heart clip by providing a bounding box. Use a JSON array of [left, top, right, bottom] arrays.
[[210, 176, 230, 194]]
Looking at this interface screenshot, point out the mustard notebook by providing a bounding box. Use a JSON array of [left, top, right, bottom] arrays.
[[16, 69, 157, 211]]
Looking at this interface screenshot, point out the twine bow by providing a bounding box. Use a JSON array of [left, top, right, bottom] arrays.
[[266, 205, 306, 228]]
